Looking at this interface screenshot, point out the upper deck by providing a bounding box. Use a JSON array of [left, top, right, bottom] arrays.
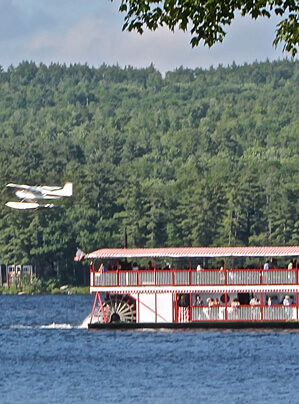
[[87, 246, 299, 294]]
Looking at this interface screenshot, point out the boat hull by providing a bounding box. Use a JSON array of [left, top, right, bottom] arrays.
[[88, 320, 299, 330]]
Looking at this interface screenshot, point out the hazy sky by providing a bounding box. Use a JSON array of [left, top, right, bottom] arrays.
[[0, 0, 291, 73]]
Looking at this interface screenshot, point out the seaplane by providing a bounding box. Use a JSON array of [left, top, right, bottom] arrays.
[[5, 182, 72, 210]]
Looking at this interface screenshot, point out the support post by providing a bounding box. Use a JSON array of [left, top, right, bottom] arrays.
[[90, 292, 99, 324], [225, 292, 228, 321]]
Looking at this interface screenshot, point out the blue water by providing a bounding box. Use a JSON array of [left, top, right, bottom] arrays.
[[0, 295, 298, 404]]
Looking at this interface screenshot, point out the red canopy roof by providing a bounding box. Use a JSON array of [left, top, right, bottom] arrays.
[[86, 246, 299, 259]]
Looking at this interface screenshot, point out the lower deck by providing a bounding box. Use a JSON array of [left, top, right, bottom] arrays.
[[89, 289, 299, 328]]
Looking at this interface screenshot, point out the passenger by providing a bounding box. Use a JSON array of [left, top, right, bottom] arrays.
[[267, 296, 272, 306], [214, 298, 220, 306], [250, 296, 259, 306], [219, 261, 225, 282], [283, 295, 291, 306], [288, 259, 293, 270], [178, 294, 189, 322], [195, 295, 203, 306], [231, 298, 240, 308], [148, 261, 153, 270], [99, 263, 106, 272], [132, 262, 139, 271], [178, 294, 188, 307], [263, 260, 270, 270], [196, 263, 203, 271], [208, 298, 214, 307]]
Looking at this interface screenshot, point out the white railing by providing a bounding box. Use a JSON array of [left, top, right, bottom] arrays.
[[227, 270, 260, 285], [262, 270, 296, 284], [91, 268, 298, 287], [191, 270, 225, 285], [139, 271, 155, 285], [191, 305, 298, 321], [263, 306, 297, 320]]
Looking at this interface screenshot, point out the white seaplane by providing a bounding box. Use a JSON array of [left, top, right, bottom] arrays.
[[5, 182, 72, 210]]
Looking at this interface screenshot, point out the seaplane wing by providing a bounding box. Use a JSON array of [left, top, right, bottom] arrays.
[[7, 182, 72, 200], [5, 202, 56, 210]]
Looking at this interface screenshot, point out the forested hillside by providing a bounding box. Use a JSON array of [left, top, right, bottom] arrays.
[[0, 60, 298, 283]]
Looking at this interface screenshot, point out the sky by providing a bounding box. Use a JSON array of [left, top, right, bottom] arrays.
[[0, 0, 292, 74]]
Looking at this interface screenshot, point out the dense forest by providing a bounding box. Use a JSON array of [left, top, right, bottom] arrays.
[[0, 59, 298, 284]]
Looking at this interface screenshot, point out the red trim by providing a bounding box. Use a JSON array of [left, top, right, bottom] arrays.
[[155, 293, 157, 323], [225, 293, 228, 321], [90, 291, 98, 324], [98, 292, 108, 323], [137, 293, 140, 323], [90, 292, 108, 324], [297, 291, 299, 321]]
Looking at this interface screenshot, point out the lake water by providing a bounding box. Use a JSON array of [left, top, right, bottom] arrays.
[[0, 295, 298, 403]]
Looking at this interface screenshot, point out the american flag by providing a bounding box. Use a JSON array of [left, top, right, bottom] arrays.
[[74, 248, 85, 262]]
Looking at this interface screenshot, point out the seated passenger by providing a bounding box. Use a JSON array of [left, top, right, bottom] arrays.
[[250, 296, 259, 306], [208, 298, 214, 307], [231, 298, 240, 308], [214, 298, 220, 306]]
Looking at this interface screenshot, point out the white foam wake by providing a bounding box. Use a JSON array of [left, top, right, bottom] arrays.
[[2, 314, 92, 330], [77, 314, 91, 329], [3, 323, 73, 329], [40, 323, 73, 329]]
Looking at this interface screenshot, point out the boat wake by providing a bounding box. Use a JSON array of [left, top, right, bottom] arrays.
[[40, 323, 73, 329], [2, 315, 92, 330], [77, 314, 91, 329], [2, 323, 73, 329]]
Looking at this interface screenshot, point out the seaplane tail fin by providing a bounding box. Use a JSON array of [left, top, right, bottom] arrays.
[[60, 182, 73, 197]]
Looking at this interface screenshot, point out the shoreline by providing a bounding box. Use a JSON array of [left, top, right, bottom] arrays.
[[0, 285, 90, 295]]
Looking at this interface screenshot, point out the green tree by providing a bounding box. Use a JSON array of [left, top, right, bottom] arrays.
[[116, 0, 298, 55]]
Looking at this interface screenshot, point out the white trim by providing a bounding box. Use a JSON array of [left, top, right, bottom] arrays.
[[90, 285, 299, 295]]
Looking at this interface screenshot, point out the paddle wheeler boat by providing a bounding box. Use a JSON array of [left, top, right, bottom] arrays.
[[86, 246, 299, 329]]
